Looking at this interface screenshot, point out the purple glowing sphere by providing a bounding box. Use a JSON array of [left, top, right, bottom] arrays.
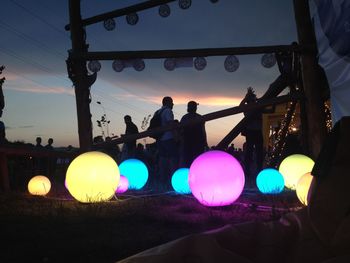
[[189, 150, 245, 207], [116, 175, 129, 194]]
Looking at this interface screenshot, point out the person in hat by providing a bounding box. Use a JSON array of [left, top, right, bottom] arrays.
[[180, 100, 208, 167]]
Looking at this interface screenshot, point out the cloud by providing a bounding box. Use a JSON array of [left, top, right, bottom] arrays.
[[5, 85, 74, 95], [5, 125, 34, 130]]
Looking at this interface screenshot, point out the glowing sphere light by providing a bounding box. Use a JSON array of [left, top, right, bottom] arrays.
[[189, 150, 245, 207], [65, 151, 120, 203], [116, 175, 129, 194], [296, 172, 314, 206], [256, 168, 285, 194], [279, 154, 314, 190], [119, 159, 148, 190], [171, 168, 191, 194], [28, 175, 51, 196]]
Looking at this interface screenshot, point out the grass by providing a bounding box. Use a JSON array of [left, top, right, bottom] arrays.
[[0, 184, 301, 263]]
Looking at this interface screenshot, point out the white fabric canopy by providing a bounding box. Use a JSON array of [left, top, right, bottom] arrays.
[[310, 0, 350, 124]]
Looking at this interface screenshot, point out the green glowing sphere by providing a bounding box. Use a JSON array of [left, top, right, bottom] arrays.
[[279, 154, 314, 190]]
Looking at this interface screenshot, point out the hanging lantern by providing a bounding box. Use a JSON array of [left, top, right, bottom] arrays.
[[159, 4, 171, 17], [164, 58, 176, 71], [261, 53, 277, 68], [133, 59, 145, 71], [103, 18, 116, 31], [224, 55, 239, 72], [194, 57, 207, 71], [126, 13, 139, 25], [179, 0, 192, 10], [112, 59, 124, 72], [88, 60, 101, 73]]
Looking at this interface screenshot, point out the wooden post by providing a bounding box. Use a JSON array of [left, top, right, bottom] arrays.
[[68, 0, 93, 152], [0, 152, 10, 191], [293, 0, 327, 159]]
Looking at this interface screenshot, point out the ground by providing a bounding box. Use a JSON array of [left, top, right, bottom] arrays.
[[0, 185, 301, 263]]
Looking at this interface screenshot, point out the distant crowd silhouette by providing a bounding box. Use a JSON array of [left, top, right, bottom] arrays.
[[91, 95, 260, 192]]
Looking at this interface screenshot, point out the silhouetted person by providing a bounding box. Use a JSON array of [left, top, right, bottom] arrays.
[[135, 143, 147, 163], [0, 120, 6, 145], [0, 66, 4, 116], [240, 87, 274, 181], [35, 137, 43, 149], [157, 96, 178, 190], [33, 137, 44, 175], [44, 138, 55, 179], [103, 136, 120, 163], [93, 135, 104, 144], [180, 101, 208, 167], [121, 115, 139, 161], [45, 138, 54, 150]]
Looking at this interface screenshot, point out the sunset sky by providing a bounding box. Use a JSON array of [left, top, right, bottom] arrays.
[[1, 0, 298, 148]]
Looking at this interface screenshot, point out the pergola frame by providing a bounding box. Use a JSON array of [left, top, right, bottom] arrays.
[[66, 0, 327, 159]]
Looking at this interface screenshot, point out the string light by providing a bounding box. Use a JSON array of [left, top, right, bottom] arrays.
[[324, 101, 332, 132], [266, 101, 297, 168]]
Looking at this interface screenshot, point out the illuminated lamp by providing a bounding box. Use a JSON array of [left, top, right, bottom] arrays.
[[279, 154, 314, 190], [171, 168, 191, 194], [189, 150, 245, 207], [116, 175, 129, 194], [296, 172, 314, 206], [28, 175, 51, 196], [65, 151, 120, 203], [256, 168, 285, 194], [119, 159, 148, 190]]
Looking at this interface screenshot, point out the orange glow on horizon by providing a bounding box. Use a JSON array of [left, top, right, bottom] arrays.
[[137, 95, 242, 107]]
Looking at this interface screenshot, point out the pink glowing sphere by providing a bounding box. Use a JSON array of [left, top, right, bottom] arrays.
[[189, 150, 245, 206], [116, 175, 129, 194]]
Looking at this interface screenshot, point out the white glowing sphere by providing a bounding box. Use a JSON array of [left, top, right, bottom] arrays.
[[171, 168, 191, 194], [28, 175, 51, 196], [65, 151, 120, 203], [119, 159, 148, 190], [296, 172, 314, 206], [189, 150, 245, 207], [116, 175, 129, 194], [279, 154, 314, 190]]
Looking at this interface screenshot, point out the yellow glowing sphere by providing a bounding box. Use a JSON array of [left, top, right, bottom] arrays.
[[296, 172, 314, 206], [65, 151, 120, 203], [279, 154, 314, 190], [28, 175, 51, 196]]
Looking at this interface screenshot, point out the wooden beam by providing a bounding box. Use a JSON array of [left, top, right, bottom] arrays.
[[65, 0, 176, 31], [293, 0, 327, 159], [96, 93, 302, 148], [81, 44, 306, 61], [68, 0, 93, 152]]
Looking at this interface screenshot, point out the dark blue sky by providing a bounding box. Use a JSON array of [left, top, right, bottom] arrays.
[[0, 0, 297, 147]]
